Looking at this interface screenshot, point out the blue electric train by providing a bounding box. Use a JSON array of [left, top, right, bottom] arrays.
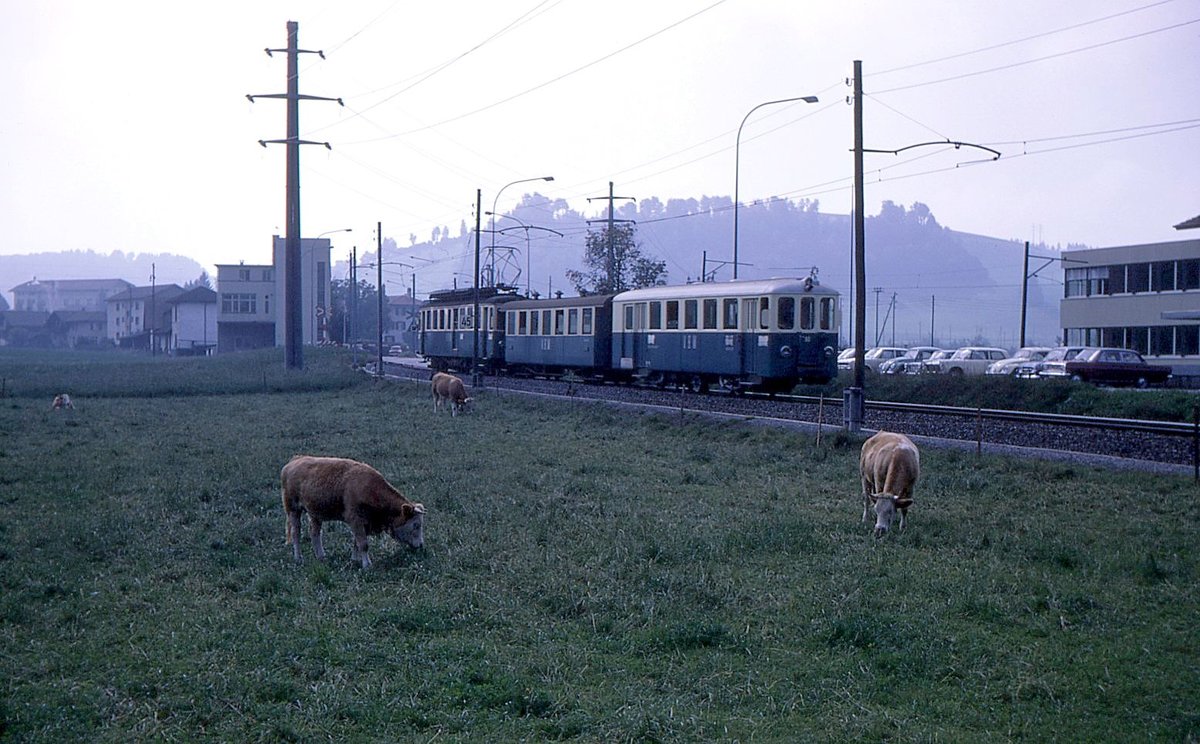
[[419, 275, 840, 392]]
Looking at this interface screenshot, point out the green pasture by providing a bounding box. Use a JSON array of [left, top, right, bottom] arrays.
[[0, 350, 1196, 741]]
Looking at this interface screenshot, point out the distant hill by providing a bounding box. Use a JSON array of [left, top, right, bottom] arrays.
[[0, 250, 206, 304]]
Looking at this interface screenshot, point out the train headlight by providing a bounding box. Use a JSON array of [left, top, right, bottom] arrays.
[[779, 345, 793, 358], [823, 345, 835, 359]]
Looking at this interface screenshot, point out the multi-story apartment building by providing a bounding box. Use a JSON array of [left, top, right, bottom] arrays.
[[1061, 237, 1200, 371], [11, 278, 132, 312], [215, 263, 275, 352], [387, 290, 422, 351], [106, 284, 184, 352]]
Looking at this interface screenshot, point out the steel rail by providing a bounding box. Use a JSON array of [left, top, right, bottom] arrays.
[[764, 393, 1194, 437]]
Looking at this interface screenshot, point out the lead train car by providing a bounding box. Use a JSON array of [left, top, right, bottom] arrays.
[[419, 287, 525, 373], [610, 276, 839, 392]]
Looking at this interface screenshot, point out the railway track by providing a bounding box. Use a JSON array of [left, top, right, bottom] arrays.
[[381, 359, 1196, 475]]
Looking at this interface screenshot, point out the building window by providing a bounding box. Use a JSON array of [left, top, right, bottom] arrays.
[[221, 293, 257, 314], [1107, 264, 1126, 294], [1152, 261, 1176, 292], [1101, 327, 1124, 347], [1127, 263, 1150, 294], [239, 269, 250, 281], [1178, 325, 1199, 356], [1151, 326, 1174, 356], [1128, 326, 1149, 354]]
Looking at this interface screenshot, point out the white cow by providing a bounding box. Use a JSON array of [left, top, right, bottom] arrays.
[[860, 431, 919, 537]]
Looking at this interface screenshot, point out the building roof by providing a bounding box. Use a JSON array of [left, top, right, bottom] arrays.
[[9, 277, 133, 293], [47, 310, 106, 324], [0, 310, 51, 327], [107, 284, 185, 303], [171, 286, 218, 304], [1175, 214, 1200, 231]]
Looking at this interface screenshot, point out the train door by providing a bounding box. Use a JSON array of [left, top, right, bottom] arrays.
[[740, 296, 764, 373], [619, 301, 648, 369]]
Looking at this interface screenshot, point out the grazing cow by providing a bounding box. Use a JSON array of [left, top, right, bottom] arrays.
[[860, 431, 919, 538], [51, 394, 74, 410], [431, 371, 471, 416], [281, 455, 425, 568]]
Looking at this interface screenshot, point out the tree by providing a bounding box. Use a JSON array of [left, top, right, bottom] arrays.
[[184, 271, 213, 290], [328, 278, 381, 345], [565, 223, 666, 296]]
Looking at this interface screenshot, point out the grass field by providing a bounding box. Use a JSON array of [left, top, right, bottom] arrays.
[[0, 351, 1197, 741]]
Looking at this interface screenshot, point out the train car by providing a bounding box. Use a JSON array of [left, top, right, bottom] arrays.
[[610, 275, 839, 392], [503, 294, 615, 378], [418, 287, 525, 373]]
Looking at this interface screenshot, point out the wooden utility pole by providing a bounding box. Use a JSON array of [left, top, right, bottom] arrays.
[[377, 222, 384, 378], [1020, 241, 1030, 348], [248, 21, 342, 370], [846, 59, 866, 432]]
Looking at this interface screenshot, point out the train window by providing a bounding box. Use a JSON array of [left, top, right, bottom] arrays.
[[542, 310, 552, 335], [518, 311, 527, 335], [800, 298, 814, 330], [530, 310, 539, 335], [778, 297, 795, 330], [507, 312, 516, 335], [666, 301, 679, 329], [722, 298, 738, 329], [582, 307, 593, 334], [684, 300, 698, 329], [554, 309, 565, 335], [452, 308, 460, 329], [758, 297, 770, 329], [649, 301, 662, 330], [568, 308, 579, 334], [624, 304, 635, 331], [820, 297, 835, 330], [703, 299, 718, 329]]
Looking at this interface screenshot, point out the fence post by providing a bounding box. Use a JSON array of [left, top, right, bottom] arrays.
[[976, 407, 983, 456], [816, 394, 824, 447], [1193, 405, 1198, 484]]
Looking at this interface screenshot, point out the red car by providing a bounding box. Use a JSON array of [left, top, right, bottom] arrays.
[[1063, 347, 1171, 387]]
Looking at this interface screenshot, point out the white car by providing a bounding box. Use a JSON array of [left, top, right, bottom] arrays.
[[879, 346, 945, 375], [923, 346, 1009, 376], [986, 346, 1052, 376], [837, 346, 910, 373]]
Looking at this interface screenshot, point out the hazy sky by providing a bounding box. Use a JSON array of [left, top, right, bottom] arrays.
[[2, 0, 1197, 276]]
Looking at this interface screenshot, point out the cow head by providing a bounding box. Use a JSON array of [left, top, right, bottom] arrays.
[[390, 502, 426, 548], [869, 494, 913, 538]]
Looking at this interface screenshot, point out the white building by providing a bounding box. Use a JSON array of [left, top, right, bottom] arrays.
[[106, 284, 184, 352], [215, 263, 275, 352], [272, 235, 332, 346], [169, 286, 218, 356]]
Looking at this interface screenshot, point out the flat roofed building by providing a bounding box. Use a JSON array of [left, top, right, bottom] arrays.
[[216, 263, 275, 352], [11, 278, 133, 313], [1061, 238, 1200, 371]]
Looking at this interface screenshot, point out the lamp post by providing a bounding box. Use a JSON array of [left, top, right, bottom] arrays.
[[489, 176, 554, 288], [733, 95, 818, 280], [486, 212, 564, 297]]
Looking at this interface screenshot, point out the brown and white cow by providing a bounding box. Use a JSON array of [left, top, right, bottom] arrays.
[[431, 371, 471, 416], [51, 393, 74, 410], [281, 455, 425, 568], [860, 431, 919, 538]]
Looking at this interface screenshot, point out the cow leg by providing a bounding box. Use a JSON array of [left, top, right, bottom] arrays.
[[286, 510, 303, 562], [309, 516, 326, 560], [353, 532, 372, 569]]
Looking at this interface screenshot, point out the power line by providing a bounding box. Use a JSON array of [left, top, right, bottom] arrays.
[[870, 0, 1183, 77], [872, 17, 1200, 95]]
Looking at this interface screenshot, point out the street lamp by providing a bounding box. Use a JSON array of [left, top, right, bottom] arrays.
[[733, 95, 818, 280], [486, 212, 564, 297], [490, 176, 554, 288]]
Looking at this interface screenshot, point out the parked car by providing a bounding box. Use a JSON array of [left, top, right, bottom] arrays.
[[1062, 347, 1171, 387], [837, 346, 909, 373], [1031, 346, 1087, 379], [986, 346, 1052, 376], [917, 349, 953, 374], [922, 346, 1009, 376], [879, 346, 945, 375]]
